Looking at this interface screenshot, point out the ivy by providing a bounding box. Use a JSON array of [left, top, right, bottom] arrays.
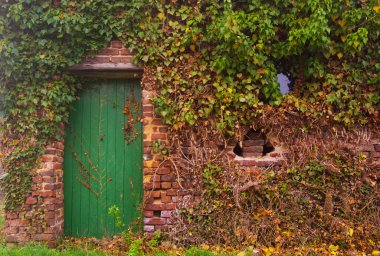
[[0, 0, 379, 223]]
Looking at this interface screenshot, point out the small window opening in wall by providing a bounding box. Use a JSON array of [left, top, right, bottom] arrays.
[[233, 129, 275, 157], [277, 73, 292, 95]]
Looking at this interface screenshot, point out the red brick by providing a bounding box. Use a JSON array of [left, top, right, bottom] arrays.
[[39, 170, 55, 177], [44, 149, 56, 155], [243, 146, 263, 153], [6, 235, 18, 243], [144, 147, 152, 154], [120, 48, 132, 55], [45, 211, 55, 218], [5, 227, 19, 233], [157, 168, 171, 175], [6, 213, 18, 219], [144, 225, 155, 232], [163, 203, 176, 210], [145, 204, 165, 211], [152, 134, 166, 140], [86, 56, 111, 63], [150, 191, 161, 198], [43, 198, 55, 204], [161, 182, 171, 189], [111, 41, 123, 48], [152, 176, 161, 182], [110, 56, 131, 63], [144, 218, 166, 225], [98, 48, 120, 55], [151, 119, 164, 125], [161, 175, 176, 182], [242, 152, 262, 158], [372, 152, 380, 158], [144, 182, 161, 190], [166, 189, 178, 196], [42, 155, 55, 162], [143, 105, 154, 112], [32, 176, 42, 183], [161, 211, 173, 218], [53, 163, 62, 169], [144, 211, 154, 217], [25, 197, 37, 205], [39, 191, 54, 197], [34, 234, 54, 241], [161, 196, 172, 203], [159, 127, 168, 133], [243, 140, 265, 146]]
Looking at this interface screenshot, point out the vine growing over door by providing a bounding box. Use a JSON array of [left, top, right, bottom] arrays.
[[0, 0, 379, 251]]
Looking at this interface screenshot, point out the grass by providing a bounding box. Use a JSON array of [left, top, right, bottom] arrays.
[[0, 244, 234, 256], [0, 244, 107, 256]]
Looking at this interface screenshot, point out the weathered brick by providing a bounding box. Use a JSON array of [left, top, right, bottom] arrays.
[[98, 48, 120, 55], [25, 197, 37, 205], [243, 146, 263, 153], [161, 174, 176, 182], [145, 204, 165, 211], [111, 41, 123, 48], [166, 189, 178, 196], [242, 152, 262, 158], [6, 213, 18, 219], [144, 218, 166, 225], [157, 168, 171, 175], [161, 196, 172, 203], [111, 56, 132, 63], [161, 211, 173, 218], [144, 211, 154, 217], [120, 48, 132, 55], [34, 234, 54, 241], [144, 225, 155, 232], [152, 133, 166, 140], [161, 182, 171, 189]]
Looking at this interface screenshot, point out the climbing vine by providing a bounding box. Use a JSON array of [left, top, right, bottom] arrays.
[[0, 0, 379, 252]]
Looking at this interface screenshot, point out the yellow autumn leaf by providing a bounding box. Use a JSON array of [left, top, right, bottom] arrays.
[[373, 5, 380, 13], [349, 228, 354, 237], [190, 45, 196, 52], [0, 152, 3, 158], [337, 52, 343, 59], [372, 250, 380, 256], [237, 252, 246, 256], [337, 19, 346, 27], [157, 12, 165, 20]]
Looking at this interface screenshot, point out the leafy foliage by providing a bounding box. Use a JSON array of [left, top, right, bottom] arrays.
[[172, 143, 379, 253], [124, 0, 380, 132], [0, 0, 379, 252]]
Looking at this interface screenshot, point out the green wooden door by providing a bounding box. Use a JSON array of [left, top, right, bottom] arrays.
[[63, 79, 142, 237]]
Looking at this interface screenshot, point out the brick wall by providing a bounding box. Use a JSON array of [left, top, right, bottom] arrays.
[[141, 88, 178, 232], [5, 141, 64, 247], [4, 40, 379, 245], [83, 40, 133, 64]]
